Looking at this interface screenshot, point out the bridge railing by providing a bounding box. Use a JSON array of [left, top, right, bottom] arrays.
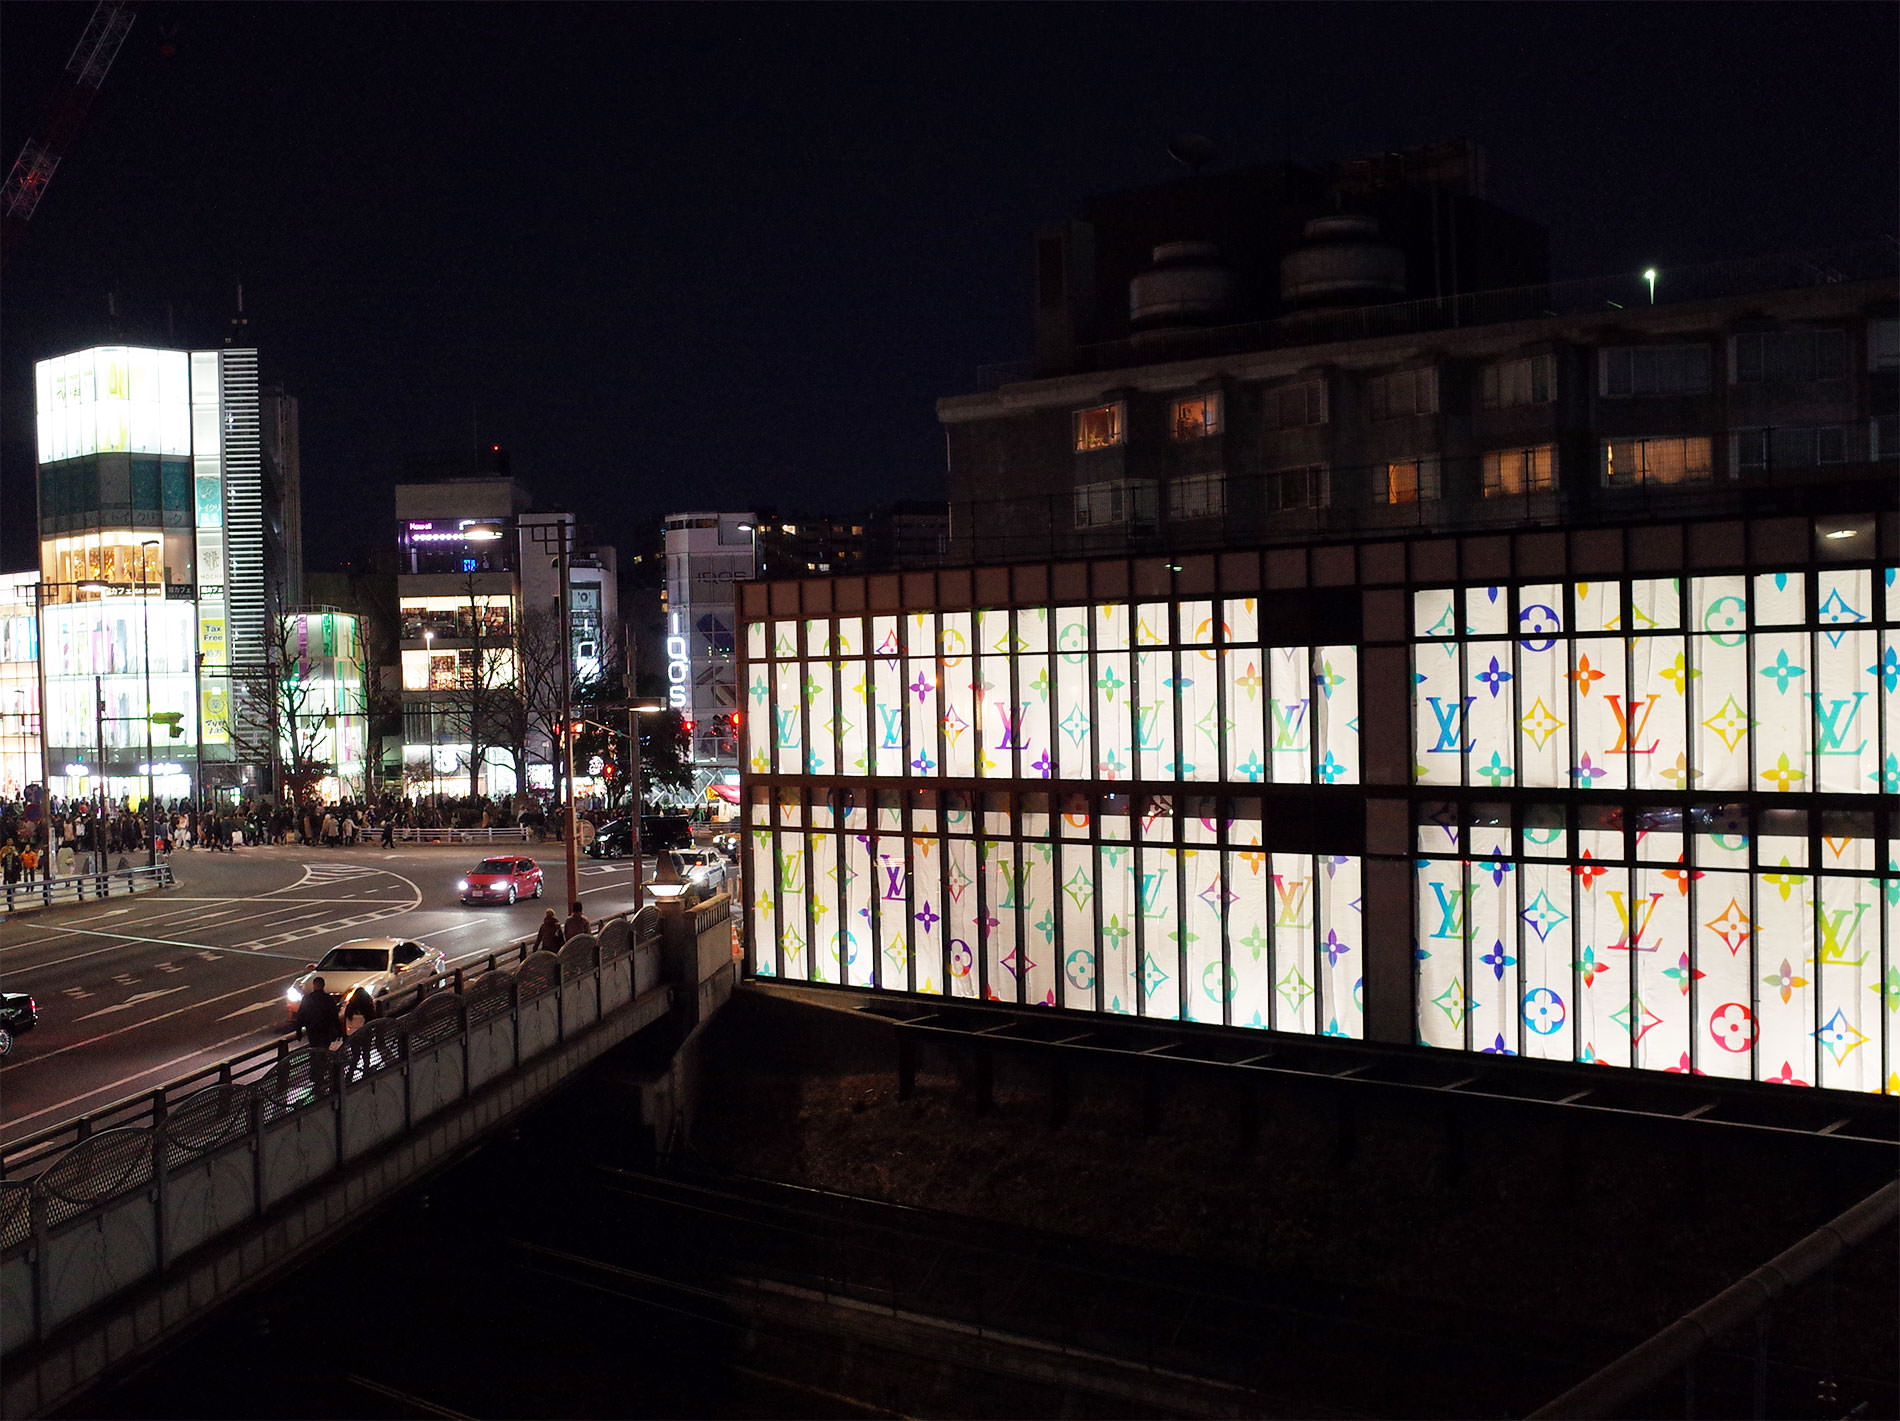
[[0, 901, 677, 1360], [386, 826, 534, 844], [0, 905, 664, 1184], [0, 864, 176, 915]]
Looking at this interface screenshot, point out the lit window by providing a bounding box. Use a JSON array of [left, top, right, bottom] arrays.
[[1168, 473, 1226, 520], [1732, 329, 1848, 383], [1267, 379, 1327, 430], [1073, 479, 1156, 529], [1369, 366, 1439, 420], [1601, 436, 1713, 487], [1600, 345, 1712, 397], [1072, 403, 1125, 451], [1385, 457, 1441, 504], [1480, 354, 1554, 408], [1171, 392, 1222, 440], [1482, 446, 1556, 497], [1733, 426, 1848, 474], [1266, 465, 1329, 511]]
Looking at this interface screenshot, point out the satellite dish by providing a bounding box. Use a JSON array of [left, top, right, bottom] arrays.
[[1167, 133, 1220, 174]]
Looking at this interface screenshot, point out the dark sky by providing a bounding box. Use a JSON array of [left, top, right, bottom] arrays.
[[3, 2, 1895, 576]]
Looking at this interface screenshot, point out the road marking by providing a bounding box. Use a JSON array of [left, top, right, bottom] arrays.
[[62, 987, 93, 999], [214, 1000, 279, 1022], [76, 986, 191, 1021], [155, 960, 185, 972], [112, 973, 138, 985], [1, 971, 300, 1075]]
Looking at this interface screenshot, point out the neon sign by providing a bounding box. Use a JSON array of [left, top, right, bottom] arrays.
[[666, 611, 690, 710]]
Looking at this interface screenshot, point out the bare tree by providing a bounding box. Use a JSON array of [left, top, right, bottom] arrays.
[[224, 612, 349, 806], [426, 572, 519, 799]]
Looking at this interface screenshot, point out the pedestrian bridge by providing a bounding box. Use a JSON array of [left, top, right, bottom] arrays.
[[0, 895, 738, 1419]]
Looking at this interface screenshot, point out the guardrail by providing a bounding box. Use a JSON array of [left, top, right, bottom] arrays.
[[387, 826, 534, 844], [0, 902, 673, 1363], [0, 905, 662, 1183], [0, 864, 176, 915]]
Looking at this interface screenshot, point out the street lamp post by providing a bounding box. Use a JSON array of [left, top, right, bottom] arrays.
[[554, 534, 580, 915], [140, 539, 159, 866]]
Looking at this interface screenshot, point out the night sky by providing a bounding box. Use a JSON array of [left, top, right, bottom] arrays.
[[3, 2, 1894, 577]]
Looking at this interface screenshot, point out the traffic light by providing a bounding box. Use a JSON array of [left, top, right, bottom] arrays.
[[151, 711, 185, 739]]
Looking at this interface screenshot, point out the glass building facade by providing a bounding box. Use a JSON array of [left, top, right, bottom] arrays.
[[740, 527, 1897, 1097]]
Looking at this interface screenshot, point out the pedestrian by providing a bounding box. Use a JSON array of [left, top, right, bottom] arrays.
[[2, 842, 18, 908], [380, 817, 395, 848], [295, 976, 343, 1091], [20, 843, 38, 885], [533, 908, 563, 953], [562, 901, 590, 942]]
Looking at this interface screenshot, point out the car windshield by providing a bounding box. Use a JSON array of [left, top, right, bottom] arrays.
[[476, 859, 515, 873], [316, 947, 390, 972]]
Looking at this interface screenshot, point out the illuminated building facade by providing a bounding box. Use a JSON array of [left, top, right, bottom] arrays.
[[663, 511, 757, 795], [279, 609, 370, 804], [740, 169, 1897, 1098], [396, 476, 615, 799], [0, 574, 41, 796], [32, 344, 298, 803]]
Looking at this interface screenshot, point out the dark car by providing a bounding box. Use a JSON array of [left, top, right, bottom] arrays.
[[1, 991, 39, 1060], [586, 819, 636, 859]]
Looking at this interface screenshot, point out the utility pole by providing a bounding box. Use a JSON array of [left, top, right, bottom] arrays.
[[555, 525, 579, 914], [141, 538, 157, 864]]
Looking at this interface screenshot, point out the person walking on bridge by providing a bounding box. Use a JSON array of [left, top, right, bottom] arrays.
[[562, 901, 590, 943], [533, 909, 564, 954], [295, 976, 343, 1094]]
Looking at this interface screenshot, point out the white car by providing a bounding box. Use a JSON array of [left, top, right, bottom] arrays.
[[284, 937, 448, 1028], [643, 848, 729, 905]]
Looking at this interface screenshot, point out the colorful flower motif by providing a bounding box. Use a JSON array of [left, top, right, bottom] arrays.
[[1872, 645, 1900, 695], [1238, 925, 1271, 963], [1480, 1033, 1516, 1056], [1567, 654, 1607, 696], [1095, 665, 1125, 698], [1521, 891, 1569, 942], [1661, 862, 1703, 896], [908, 753, 938, 773], [1664, 1052, 1701, 1075], [1877, 753, 1900, 796], [1658, 752, 1703, 789], [1708, 1002, 1755, 1052], [1479, 851, 1513, 887], [1317, 751, 1347, 785], [1763, 1060, 1808, 1087], [1814, 1009, 1869, 1064], [1609, 997, 1662, 1044], [1578, 945, 1611, 989], [1315, 661, 1347, 699], [1657, 652, 1700, 695], [1700, 695, 1755, 751], [1475, 656, 1514, 698], [1322, 928, 1351, 968], [1571, 752, 1607, 785], [1202, 961, 1237, 1004], [1478, 939, 1516, 981], [1030, 751, 1053, 778], [1875, 966, 1900, 1013], [1519, 697, 1566, 749], [1816, 586, 1864, 627], [1064, 949, 1096, 989], [913, 900, 939, 932], [1704, 899, 1752, 954], [1139, 952, 1170, 996], [1276, 964, 1313, 1011], [1759, 752, 1806, 792], [1522, 986, 1566, 1035], [1660, 951, 1705, 995], [1430, 978, 1469, 1028], [1573, 852, 1609, 888], [1759, 649, 1805, 694], [1477, 751, 1514, 787], [1234, 664, 1265, 700], [1763, 958, 1808, 1005], [1761, 863, 1808, 902]]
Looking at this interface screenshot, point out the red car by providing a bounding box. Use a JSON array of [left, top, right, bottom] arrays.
[[458, 856, 545, 905]]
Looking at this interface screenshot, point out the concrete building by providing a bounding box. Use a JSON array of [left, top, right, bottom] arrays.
[[737, 162, 1898, 1101], [395, 467, 616, 800]]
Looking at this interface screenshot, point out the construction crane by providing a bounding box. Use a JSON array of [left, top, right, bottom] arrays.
[[1, 0, 138, 258]]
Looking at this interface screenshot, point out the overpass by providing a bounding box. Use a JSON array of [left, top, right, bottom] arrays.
[[0, 892, 739, 1418]]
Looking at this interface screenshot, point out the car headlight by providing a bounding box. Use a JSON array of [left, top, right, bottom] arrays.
[[457, 880, 468, 892], [285, 986, 303, 1004]]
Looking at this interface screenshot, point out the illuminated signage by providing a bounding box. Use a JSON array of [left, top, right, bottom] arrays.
[[35, 347, 192, 463], [666, 611, 691, 710]]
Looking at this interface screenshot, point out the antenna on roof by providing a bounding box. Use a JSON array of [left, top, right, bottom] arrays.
[[1167, 133, 1220, 175]]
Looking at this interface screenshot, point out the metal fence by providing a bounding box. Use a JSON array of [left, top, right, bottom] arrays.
[[0, 902, 675, 1361], [0, 863, 175, 915], [388, 826, 534, 844], [0, 905, 661, 1183]]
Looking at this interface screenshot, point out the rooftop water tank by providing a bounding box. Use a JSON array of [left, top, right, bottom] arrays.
[[1130, 241, 1237, 330], [1279, 215, 1406, 307]]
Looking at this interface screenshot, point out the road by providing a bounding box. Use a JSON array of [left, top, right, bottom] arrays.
[[0, 843, 647, 1150]]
